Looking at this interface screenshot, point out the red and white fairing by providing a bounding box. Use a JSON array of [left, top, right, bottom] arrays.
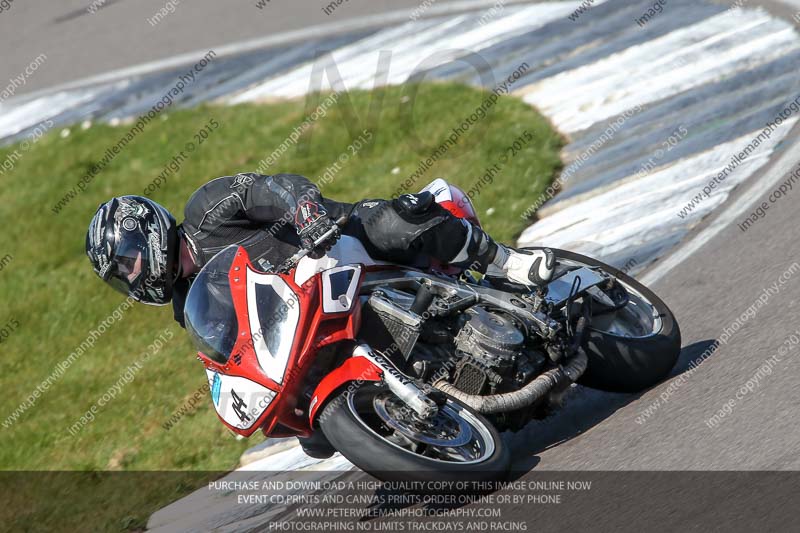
[[185, 179, 480, 438]]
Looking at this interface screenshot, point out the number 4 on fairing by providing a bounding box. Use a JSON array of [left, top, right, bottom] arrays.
[[231, 390, 251, 423]]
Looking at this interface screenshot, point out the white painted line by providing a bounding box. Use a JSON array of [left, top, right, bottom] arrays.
[[228, 2, 581, 102], [519, 9, 798, 133], [2, 0, 541, 105], [517, 123, 791, 251], [642, 128, 800, 285]]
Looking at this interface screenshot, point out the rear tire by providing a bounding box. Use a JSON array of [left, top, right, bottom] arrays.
[[319, 385, 510, 482], [525, 248, 681, 393]]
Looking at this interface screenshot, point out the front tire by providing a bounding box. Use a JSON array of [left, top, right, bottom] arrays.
[[319, 385, 510, 482]]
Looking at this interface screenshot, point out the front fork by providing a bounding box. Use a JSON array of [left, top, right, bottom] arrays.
[[352, 345, 438, 419]]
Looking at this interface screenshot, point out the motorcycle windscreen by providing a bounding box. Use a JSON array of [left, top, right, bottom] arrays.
[[184, 246, 239, 364], [246, 268, 301, 385]]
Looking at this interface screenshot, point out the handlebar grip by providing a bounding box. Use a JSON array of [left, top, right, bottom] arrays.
[[280, 216, 349, 271]]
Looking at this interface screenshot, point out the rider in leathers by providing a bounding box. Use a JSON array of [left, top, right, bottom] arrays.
[[85, 172, 554, 456]]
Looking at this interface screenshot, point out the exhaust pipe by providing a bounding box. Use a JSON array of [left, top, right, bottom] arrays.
[[433, 348, 588, 414]]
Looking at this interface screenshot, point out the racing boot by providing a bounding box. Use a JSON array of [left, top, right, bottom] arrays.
[[445, 218, 555, 288], [487, 246, 555, 287]]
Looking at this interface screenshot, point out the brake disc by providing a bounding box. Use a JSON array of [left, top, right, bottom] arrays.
[[373, 394, 473, 447]]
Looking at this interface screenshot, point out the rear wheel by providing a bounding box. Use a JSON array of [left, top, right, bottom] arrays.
[[319, 384, 510, 482], [525, 248, 681, 393]]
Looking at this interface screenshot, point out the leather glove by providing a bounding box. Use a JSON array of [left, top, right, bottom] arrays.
[[295, 200, 340, 259]]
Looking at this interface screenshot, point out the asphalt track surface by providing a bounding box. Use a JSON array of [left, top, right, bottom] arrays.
[[518, 1, 800, 472], [516, 125, 800, 470], [5, 0, 800, 530], [0, 0, 429, 95]]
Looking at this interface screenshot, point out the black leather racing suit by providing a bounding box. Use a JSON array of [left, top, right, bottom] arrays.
[[172, 173, 498, 326]]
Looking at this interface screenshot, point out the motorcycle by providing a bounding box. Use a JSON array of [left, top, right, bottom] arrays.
[[183, 179, 680, 481]]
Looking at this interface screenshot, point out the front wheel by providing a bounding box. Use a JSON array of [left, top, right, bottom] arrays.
[[319, 385, 510, 482], [525, 248, 681, 393]]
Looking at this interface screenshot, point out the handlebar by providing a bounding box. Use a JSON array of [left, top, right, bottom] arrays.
[[277, 216, 348, 273]]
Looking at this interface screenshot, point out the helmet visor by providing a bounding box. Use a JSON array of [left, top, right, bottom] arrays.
[[105, 233, 150, 298]]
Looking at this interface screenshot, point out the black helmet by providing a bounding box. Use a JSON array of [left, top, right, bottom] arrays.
[[86, 196, 178, 305]]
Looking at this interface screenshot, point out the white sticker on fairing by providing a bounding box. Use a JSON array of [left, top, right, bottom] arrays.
[[205, 369, 276, 430], [246, 269, 301, 385], [421, 178, 453, 203], [321, 265, 361, 314]]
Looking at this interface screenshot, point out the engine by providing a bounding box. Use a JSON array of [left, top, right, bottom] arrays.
[[450, 306, 544, 395], [360, 287, 546, 400]]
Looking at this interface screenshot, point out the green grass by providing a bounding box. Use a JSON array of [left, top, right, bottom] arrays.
[[0, 83, 563, 530]]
